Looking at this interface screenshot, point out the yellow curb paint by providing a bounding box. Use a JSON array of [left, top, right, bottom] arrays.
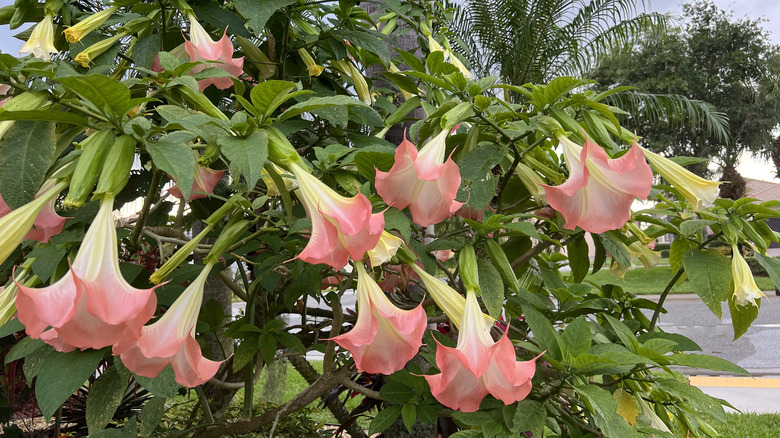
[[689, 376, 780, 389]]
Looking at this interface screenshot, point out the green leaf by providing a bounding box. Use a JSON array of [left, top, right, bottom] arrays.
[[334, 29, 391, 60], [233, 0, 296, 33], [36, 349, 105, 419], [575, 384, 642, 438], [139, 397, 166, 438], [23, 343, 54, 381], [219, 130, 268, 190], [369, 405, 402, 435], [384, 96, 421, 127], [457, 144, 506, 209], [58, 75, 132, 118], [0, 120, 56, 208], [132, 33, 161, 71], [379, 381, 415, 404], [233, 337, 259, 372], [249, 80, 297, 116], [87, 366, 126, 433], [682, 249, 732, 318], [5, 336, 45, 364], [668, 353, 749, 376], [600, 232, 630, 268], [562, 316, 591, 357], [191, 2, 251, 38], [28, 245, 67, 282], [401, 403, 417, 433], [258, 332, 277, 365], [567, 234, 589, 283], [729, 297, 759, 340], [132, 365, 179, 398], [680, 219, 718, 236], [512, 400, 546, 436], [353, 151, 394, 183], [522, 306, 563, 360], [753, 252, 780, 289], [477, 259, 504, 319], [279, 95, 369, 121], [0, 319, 24, 338], [0, 110, 89, 126], [146, 132, 197, 202]]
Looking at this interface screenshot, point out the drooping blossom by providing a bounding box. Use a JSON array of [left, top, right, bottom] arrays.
[[425, 289, 538, 412], [64, 6, 118, 43], [0, 180, 68, 266], [0, 284, 17, 328], [185, 15, 244, 91], [367, 231, 404, 268], [289, 162, 384, 269], [0, 181, 68, 243], [731, 245, 765, 307], [168, 163, 225, 202], [542, 134, 652, 233], [515, 161, 547, 205], [376, 130, 464, 227], [610, 240, 661, 278], [331, 263, 427, 375], [260, 163, 296, 197], [15, 197, 158, 351], [118, 263, 223, 387], [640, 146, 721, 211], [409, 263, 492, 330], [0, 84, 11, 107], [298, 48, 324, 77], [20, 14, 58, 61]]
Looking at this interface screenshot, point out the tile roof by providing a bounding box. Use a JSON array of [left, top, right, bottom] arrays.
[[745, 178, 780, 202]]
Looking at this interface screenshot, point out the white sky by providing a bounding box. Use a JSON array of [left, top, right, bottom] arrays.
[[0, 0, 777, 180]]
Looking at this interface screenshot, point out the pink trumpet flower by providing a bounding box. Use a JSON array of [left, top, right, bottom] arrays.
[[331, 262, 427, 375], [0, 181, 67, 243], [168, 164, 224, 202], [185, 15, 244, 91], [118, 262, 223, 387], [425, 290, 538, 412], [15, 197, 158, 351], [376, 130, 464, 227], [289, 162, 384, 269], [542, 134, 652, 233]]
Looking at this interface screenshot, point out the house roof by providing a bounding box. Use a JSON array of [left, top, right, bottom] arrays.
[[745, 178, 780, 202]]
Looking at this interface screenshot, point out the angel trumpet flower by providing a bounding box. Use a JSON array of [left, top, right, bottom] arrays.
[[20, 14, 58, 61], [409, 263, 492, 330], [168, 162, 225, 202], [640, 146, 720, 211], [331, 263, 427, 374], [425, 289, 538, 412], [0, 180, 68, 244], [64, 6, 118, 43], [731, 245, 766, 307], [118, 263, 223, 387], [367, 231, 404, 268], [376, 130, 464, 227], [289, 162, 384, 269], [542, 134, 652, 233], [0, 180, 68, 266], [185, 14, 244, 90], [15, 197, 158, 351]]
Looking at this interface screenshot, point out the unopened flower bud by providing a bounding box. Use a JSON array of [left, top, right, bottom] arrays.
[[64, 5, 118, 43], [65, 129, 116, 208], [94, 134, 136, 198]]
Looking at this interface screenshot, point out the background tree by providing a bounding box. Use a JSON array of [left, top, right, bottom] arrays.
[[591, 0, 780, 196]]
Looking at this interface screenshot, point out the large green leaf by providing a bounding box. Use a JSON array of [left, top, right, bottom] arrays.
[[36, 349, 105, 419], [86, 365, 128, 433], [218, 130, 268, 189], [562, 316, 592, 357], [333, 29, 391, 60], [477, 258, 504, 319], [456, 144, 506, 209], [139, 397, 166, 438], [279, 95, 369, 121], [682, 249, 731, 318], [192, 2, 251, 38], [233, 0, 296, 33], [512, 400, 546, 436], [57, 75, 132, 118], [668, 353, 749, 376], [132, 365, 179, 398], [522, 306, 563, 360], [0, 120, 56, 208], [729, 297, 759, 340], [146, 132, 197, 202], [0, 110, 89, 126]]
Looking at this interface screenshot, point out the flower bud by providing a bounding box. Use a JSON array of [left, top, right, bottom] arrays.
[[265, 126, 303, 169], [367, 230, 404, 268], [150, 225, 212, 284], [515, 162, 546, 204], [458, 244, 480, 292], [536, 115, 564, 138], [65, 128, 116, 208], [94, 134, 136, 198], [205, 216, 251, 263], [74, 34, 122, 67], [64, 5, 118, 43], [20, 14, 58, 61], [298, 49, 324, 77]]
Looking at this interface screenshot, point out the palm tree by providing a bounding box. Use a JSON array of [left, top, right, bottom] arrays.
[[446, 0, 729, 142]]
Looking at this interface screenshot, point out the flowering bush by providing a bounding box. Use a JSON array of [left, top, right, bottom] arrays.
[[0, 1, 777, 437]]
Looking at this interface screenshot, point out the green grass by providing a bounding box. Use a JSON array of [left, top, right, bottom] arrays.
[[717, 413, 780, 437], [584, 264, 775, 295]]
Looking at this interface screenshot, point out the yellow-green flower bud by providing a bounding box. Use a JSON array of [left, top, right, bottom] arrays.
[[265, 126, 303, 169], [64, 5, 118, 43], [458, 244, 480, 292], [150, 224, 213, 284], [94, 134, 136, 198], [536, 115, 564, 138], [74, 34, 122, 67], [205, 217, 251, 263], [298, 49, 324, 77], [65, 128, 116, 208]]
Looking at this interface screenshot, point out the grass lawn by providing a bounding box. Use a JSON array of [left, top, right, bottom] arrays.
[[718, 412, 780, 437], [583, 264, 775, 295]]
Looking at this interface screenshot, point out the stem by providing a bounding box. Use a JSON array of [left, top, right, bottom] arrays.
[[238, 261, 255, 419], [649, 268, 685, 331], [130, 170, 163, 245], [322, 271, 352, 373], [195, 386, 215, 424]]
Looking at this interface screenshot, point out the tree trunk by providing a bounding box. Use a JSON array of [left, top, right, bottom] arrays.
[[719, 162, 746, 200]]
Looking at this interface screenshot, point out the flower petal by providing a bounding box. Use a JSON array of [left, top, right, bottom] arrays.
[[425, 340, 489, 412]]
